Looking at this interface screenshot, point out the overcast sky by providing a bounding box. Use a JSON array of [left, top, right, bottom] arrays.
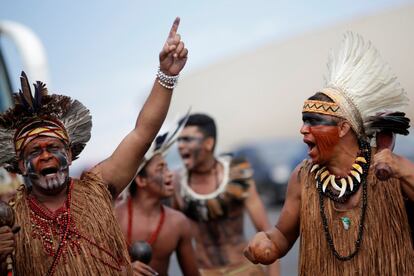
[[1, 0, 413, 173]]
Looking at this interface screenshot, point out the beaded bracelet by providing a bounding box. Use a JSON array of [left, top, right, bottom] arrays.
[[157, 67, 179, 90]]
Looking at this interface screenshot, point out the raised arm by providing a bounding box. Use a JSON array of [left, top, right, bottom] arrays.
[[244, 164, 302, 264], [91, 17, 188, 197]]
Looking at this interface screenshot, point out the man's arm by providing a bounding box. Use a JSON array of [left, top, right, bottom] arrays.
[[245, 179, 281, 275], [373, 149, 414, 200], [245, 179, 271, 231], [176, 215, 200, 276], [244, 164, 302, 264], [91, 18, 188, 198]]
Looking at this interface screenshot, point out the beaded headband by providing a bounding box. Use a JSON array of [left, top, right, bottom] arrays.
[[302, 99, 343, 118], [14, 119, 69, 157], [0, 72, 92, 173], [306, 32, 409, 140]]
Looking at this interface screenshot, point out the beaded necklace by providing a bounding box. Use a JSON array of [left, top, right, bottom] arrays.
[[316, 139, 371, 261], [28, 179, 123, 275], [127, 197, 165, 246], [27, 180, 78, 275]]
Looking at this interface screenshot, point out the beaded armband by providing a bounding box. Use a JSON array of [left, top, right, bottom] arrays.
[[156, 67, 179, 90]]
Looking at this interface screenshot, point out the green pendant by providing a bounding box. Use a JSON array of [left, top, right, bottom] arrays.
[[341, 217, 351, 230]]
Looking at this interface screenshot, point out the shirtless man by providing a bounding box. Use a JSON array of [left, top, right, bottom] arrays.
[[173, 113, 279, 275], [116, 140, 199, 276]]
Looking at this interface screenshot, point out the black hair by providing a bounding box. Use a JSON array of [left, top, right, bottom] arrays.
[[180, 113, 217, 150], [308, 92, 335, 102], [128, 164, 147, 198]]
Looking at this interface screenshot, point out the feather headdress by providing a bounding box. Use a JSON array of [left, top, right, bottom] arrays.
[[0, 72, 92, 173], [305, 32, 410, 140], [136, 109, 190, 174]]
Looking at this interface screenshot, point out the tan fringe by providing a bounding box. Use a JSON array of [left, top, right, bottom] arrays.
[[13, 172, 132, 275], [299, 159, 414, 275]]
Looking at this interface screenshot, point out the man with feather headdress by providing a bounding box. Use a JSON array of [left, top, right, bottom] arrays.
[[244, 32, 414, 275], [0, 17, 188, 275]]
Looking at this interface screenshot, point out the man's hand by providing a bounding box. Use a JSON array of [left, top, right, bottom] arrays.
[[131, 260, 159, 276], [0, 225, 19, 263], [373, 149, 406, 179], [159, 17, 188, 76], [244, 231, 279, 265]]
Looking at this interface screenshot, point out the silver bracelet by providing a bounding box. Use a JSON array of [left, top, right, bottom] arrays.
[[157, 67, 179, 90]]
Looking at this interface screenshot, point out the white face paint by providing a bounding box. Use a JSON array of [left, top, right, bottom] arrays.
[[23, 138, 70, 193]]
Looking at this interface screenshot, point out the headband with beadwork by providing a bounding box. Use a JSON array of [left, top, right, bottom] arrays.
[[0, 71, 92, 173], [303, 32, 409, 139]]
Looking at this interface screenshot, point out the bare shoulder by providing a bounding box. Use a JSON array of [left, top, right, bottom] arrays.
[[164, 205, 188, 222], [286, 160, 309, 197], [163, 205, 191, 232]]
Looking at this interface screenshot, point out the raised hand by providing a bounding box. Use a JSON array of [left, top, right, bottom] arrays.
[[159, 17, 188, 76]]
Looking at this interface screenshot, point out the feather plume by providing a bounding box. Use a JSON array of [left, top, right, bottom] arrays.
[[136, 108, 191, 174], [365, 112, 410, 136], [0, 72, 92, 172], [19, 71, 34, 111], [324, 32, 408, 136]]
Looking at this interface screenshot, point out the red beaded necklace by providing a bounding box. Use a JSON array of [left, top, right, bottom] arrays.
[[27, 180, 76, 276], [27, 179, 123, 275], [127, 197, 165, 246]]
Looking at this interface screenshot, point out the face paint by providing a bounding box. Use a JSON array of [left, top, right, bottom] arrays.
[[178, 127, 205, 170], [24, 145, 70, 192], [301, 112, 341, 163], [302, 113, 339, 127], [145, 155, 174, 198], [310, 125, 340, 162]]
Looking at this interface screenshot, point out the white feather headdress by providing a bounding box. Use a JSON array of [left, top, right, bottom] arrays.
[[320, 32, 408, 139]]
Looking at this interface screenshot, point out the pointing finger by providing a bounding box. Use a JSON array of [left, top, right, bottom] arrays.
[[167, 17, 180, 40]]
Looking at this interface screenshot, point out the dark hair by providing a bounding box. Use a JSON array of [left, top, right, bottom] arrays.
[[128, 165, 147, 197], [308, 92, 335, 102], [307, 92, 342, 124], [181, 113, 217, 150]]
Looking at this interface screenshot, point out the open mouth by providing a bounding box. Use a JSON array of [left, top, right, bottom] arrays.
[[180, 153, 191, 160], [303, 139, 316, 153], [40, 167, 59, 176]]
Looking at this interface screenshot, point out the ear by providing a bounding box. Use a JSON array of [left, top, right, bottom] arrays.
[[18, 159, 27, 175], [135, 175, 147, 188], [338, 120, 352, 138], [67, 148, 73, 166], [204, 137, 215, 152]]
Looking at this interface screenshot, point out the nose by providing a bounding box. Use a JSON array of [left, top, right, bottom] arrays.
[[177, 139, 185, 151], [165, 169, 173, 181], [39, 149, 53, 161], [300, 124, 310, 135]]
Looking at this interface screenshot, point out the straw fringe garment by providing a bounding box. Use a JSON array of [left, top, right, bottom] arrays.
[[299, 160, 414, 275], [13, 172, 132, 276]]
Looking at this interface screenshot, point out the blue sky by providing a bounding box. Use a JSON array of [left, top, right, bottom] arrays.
[[1, 0, 413, 173]]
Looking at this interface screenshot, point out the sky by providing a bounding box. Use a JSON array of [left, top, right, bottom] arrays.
[[1, 0, 413, 173]]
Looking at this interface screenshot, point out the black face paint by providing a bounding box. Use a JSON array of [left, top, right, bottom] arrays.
[[302, 113, 339, 127], [24, 147, 70, 192], [177, 136, 204, 144]]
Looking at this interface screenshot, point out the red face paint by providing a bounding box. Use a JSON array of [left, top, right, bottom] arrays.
[[310, 125, 340, 163]]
